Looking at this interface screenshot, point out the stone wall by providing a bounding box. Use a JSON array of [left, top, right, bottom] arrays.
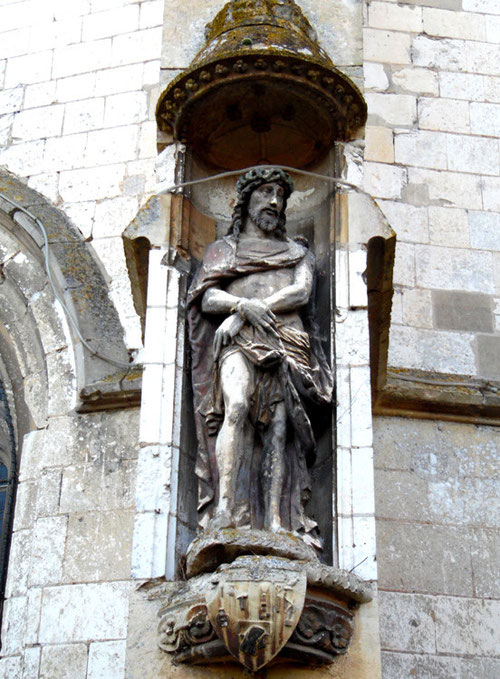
[[363, 0, 500, 378], [364, 1, 500, 676], [374, 417, 500, 678], [0, 0, 166, 352]]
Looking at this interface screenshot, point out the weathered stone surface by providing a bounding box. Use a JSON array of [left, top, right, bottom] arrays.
[[29, 515, 68, 586], [470, 528, 500, 599], [87, 641, 126, 679], [59, 460, 137, 514], [381, 652, 491, 679], [432, 290, 494, 333], [477, 334, 500, 380], [39, 644, 88, 679], [415, 244, 494, 293], [39, 582, 131, 644], [378, 592, 436, 654], [63, 510, 134, 582], [376, 521, 474, 596], [434, 596, 500, 656]]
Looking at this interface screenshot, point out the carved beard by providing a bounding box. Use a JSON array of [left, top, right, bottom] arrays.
[[249, 205, 280, 233]]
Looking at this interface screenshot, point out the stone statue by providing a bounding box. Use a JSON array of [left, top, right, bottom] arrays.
[[187, 168, 333, 548]]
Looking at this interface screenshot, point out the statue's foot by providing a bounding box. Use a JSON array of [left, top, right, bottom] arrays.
[[208, 510, 233, 531]]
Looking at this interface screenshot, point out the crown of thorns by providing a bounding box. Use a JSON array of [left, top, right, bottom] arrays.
[[236, 167, 295, 199]]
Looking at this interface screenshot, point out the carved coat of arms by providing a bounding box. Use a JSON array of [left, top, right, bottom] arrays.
[[206, 556, 307, 672]]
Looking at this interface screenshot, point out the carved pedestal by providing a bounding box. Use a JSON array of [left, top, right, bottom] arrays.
[[158, 533, 372, 672]]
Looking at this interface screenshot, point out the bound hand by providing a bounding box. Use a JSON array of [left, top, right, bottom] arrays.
[[236, 298, 278, 336], [213, 313, 244, 360]]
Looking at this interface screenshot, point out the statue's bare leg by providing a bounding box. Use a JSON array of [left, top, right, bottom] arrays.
[[213, 351, 253, 527], [262, 401, 287, 531]]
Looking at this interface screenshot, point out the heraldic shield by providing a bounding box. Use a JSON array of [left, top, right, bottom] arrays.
[[206, 556, 307, 672]]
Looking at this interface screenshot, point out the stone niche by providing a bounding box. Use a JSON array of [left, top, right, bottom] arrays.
[[124, 1, 385, 677]]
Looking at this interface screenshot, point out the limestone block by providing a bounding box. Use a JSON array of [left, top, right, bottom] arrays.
[[376, 521, 474, 596], [366, 92, 416, 126], [401, 287, 433, 328], [395, 129, 447, 171], [39, 644, 88, 679], [364, 28, 411, 65], [0, 112, 13, 146], [364, 63, 389, 91], [1, 595, 27, 656], [364, 126, 394, 163], [439, 71, 485, 102], [0, 60, 5, 86], [389, 326, 476, 374], [416, 243, 494, 293], [434, 597, 500, 656], [466, 40, 500, 76], [59, 164, 126, 202], [471, 528, 500, 599], [393, 242, 415, 287], [4, 50, 53, 88], [0, 86, 23, 114], [477, 334, 500, 380], [12, 480, 37, 532], [407, 168, 482, 209], [5, 530, 30, 597], [365, 162, 407, 200], [53, 0, 90, 20], [463, 0, 500, 12], [135, 444, 172, 513], [377, 200, 428, 244], [428, 206, 469, 248], [131, 509, 168, 578], [412, 35, 466, 72], [29, 18, 83, 54], [0, 1, 44, 32], [38, 582, 131, 643], [12, 104, 65, 142], [143, 59, 161, 85], [484, 75, 500, 104], [447, 134, 499, 176], [0, 27, 31, 60], [22, 647, 41, 679], [369, 2, 422, 33], [378, 592, 436, 653], [53, 39, 112, 79], [85, 126, 139, 167], [36, 469, 64, 518], [82, 5, 139, 41], [104, 90, 148, 127], [63, 98, 105, 134], [63, 510, 134, 582], [28, 173, 60, 203], [111, 27, 163, 67], [138, 120, 157, 159], [0, 139, 46, 176], [29, 515, 68, 586], [93, 196, 139, 239], [44, 133, 88, 172], [87, 641, 126, 679], [418, 97, 469, 133], [470, 102, 500, 136], [486, 15, 500, 44], [433, 290, 493, 332], [94, 64, 143, 97], [423, 7, 485, 41], [351, 447, 376, 516], [140, 1, 164, 30], [0, 657, 21, 679], [59, 460, 137, 513], [59, 199, 96, 238], [47, 349, 77, 416], [335, 311, 370, 365], [381, 652, 489, 679], [482, 176, 500, 212], [56, 73, 96, 102], [350, 366, 373, 448], [469, 211, 500, 251], [336, 369, 351, 449], [392, 67, 439, 96]]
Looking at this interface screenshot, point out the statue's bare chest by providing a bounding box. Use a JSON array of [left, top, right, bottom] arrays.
[[225, 267, 294, 300]]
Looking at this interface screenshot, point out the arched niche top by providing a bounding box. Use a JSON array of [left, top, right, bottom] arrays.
[[0, 170, 140, 413]]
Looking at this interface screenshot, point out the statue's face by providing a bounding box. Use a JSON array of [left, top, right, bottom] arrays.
[[247, 182, 285, 233]]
